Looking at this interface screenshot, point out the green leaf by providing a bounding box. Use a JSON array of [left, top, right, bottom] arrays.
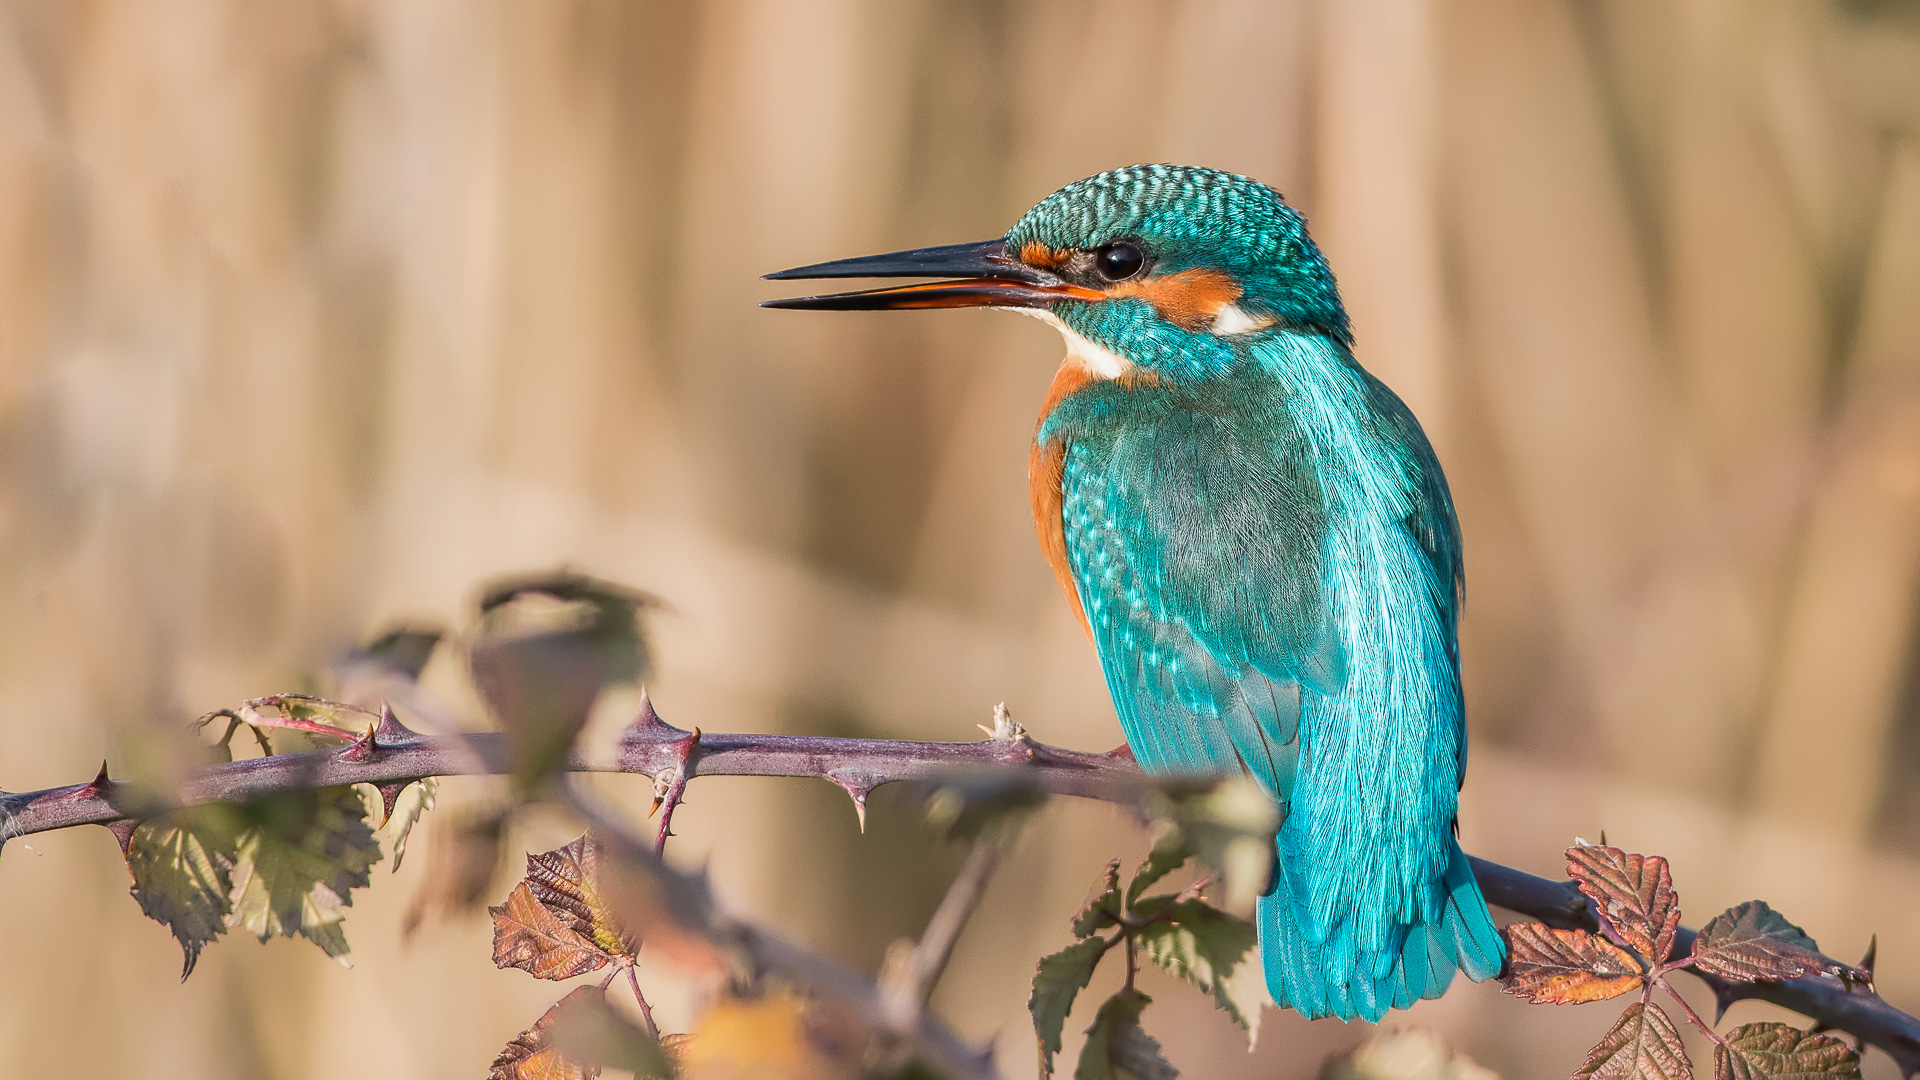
[[126, 803, 246, 979], [922, 771, 1049, 841], [471, 571, 654, 788], [1714, 1022, 1860, 1080], [1145, 776, 1279, 913], [381, 778, 435, 871], [1126, 831, 1193, 910], [1573, 1001, 1691, 1080], [1135, 899, 1265, 1044], [1073, 860, 1123, 938], [1692, 901, 1861, 984], [1076, 989, 1176, 1080], [549, 987, 673, 1078], [1031, 937, 1109, 1077], [226, 786, 381, 965]]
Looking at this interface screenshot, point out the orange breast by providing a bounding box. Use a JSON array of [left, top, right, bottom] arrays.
[[1029, 360, 1097, 637]]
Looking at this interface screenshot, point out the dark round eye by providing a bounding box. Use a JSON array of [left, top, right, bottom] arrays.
[[1094, 241, 1145, 281]]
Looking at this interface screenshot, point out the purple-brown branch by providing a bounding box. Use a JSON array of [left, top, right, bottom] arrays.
[[3, 707, 1916, 1074]]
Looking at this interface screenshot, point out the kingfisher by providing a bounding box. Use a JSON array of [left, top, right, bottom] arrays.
[[764, 165, 1502, 1022]]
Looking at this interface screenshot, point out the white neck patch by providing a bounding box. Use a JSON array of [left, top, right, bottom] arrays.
[[1011, 308, 1134, 379], [1212, 302, 1273, 336]]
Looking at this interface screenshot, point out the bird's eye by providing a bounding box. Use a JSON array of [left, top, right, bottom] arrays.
[[1094, 241, 1145, 281]]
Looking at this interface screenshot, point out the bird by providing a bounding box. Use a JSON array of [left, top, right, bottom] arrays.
[[763, 164, 1503, 1023]]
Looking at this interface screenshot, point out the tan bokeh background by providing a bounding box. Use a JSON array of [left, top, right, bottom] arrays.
[[2, 1, 1919, 1076]]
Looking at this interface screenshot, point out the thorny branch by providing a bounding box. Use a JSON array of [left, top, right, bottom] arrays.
[[4, 703, 1917, 1074], [562, 781, 1002, 1080]]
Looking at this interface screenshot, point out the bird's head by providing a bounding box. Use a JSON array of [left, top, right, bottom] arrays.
[[765, 164, 1348, 383]]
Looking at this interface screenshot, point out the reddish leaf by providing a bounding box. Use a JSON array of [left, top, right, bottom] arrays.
[[1501, 923, 1645, 1004], [491, 881, 616, 981], [1692, 901, 1860, 984], [1567, 844, 1682, 963], [1713, 1023, 1860, 1080], [1574, 1002, 1691, 1080], [526, 832, 638, 958], [490, 987, 603, 1080]]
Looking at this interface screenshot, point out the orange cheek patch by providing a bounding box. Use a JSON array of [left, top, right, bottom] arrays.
[[1020, 241, 1071, 271], [1108, 268, 1243, 332]]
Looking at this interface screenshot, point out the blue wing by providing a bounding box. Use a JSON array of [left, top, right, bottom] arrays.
[[1048, 352, 1501, 1022]]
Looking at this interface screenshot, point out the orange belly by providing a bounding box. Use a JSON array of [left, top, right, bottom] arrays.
[[1029, 360, 1097, 637]]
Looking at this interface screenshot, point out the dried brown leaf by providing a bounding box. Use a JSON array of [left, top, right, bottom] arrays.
[[491, 881, 616, 981], [525, 832, 637, 957], [1692, 901, 1858, 984], [1501, 923, 1644, 1005], [1573, 1002, 1691, 1080], [1712, 1022, 1861, 1080], [490, 987, 603, 1080], [1567, 844, 1681, 964]]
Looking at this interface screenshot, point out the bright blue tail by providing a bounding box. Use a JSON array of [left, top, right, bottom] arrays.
[[1258, 839, 1503, 1022]]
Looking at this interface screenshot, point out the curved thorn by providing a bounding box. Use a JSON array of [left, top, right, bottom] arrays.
[[103, 818, 137, 855]]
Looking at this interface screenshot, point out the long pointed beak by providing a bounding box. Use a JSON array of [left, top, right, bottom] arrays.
[[762, 239, 1104, 311]]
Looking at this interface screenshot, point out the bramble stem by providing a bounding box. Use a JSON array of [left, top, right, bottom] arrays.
[[3, 705, 1916, 1073]]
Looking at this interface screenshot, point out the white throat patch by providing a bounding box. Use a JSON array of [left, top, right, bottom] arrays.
[[1011, 308, 1134, 379]]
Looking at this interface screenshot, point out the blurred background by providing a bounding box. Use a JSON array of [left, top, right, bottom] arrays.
[[1, 0, 1918, 1076]]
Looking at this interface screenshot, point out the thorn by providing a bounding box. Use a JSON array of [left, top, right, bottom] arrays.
[[103, 818, 137, 855], [1107, 743, 1136, 762], [1861, 934, 1878, 979], [341, 723, 380, 763], [375, 782, 409, 823], [79, 760, 112, 796], [1599, 830, 1608, 846], [623, 687, 684, 737], [836, 779, 872, 833], [373, 703, 418, 742]]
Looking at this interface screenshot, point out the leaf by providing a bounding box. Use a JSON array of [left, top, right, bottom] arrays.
[[1713, 1022, 1861, 1080], [381, 777, 435, 871], [125, 803, 246, 979], [1567, 844, 1682, 964], [1076, 989, 1176, 1080], [472, 571, 653, 787], [1073, 860, 1124, 938], [921, 771, 1049, 841], [678, 992, 864, 1079], [1144, 775, 1280, 914], [1501, 922, 1645, 1004], [1126, 831, 1194, 909], [1573, 1001, 1691, 1080], [526, 832, 637, 958], [403, 809, 506, 936], [549, 988, 674, 1078], [1031, 938, 1109, 1077], [492, 881, 618, 980], [1135, 899, 1265, 1042], [225, 786, 382, 965], [1692, 901, 1860, 984], [491, 987, 603, 1080]]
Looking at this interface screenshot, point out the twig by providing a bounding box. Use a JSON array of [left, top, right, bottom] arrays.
[[564, 782, 1001, 1080], [3, 711, 1916, 1072], [624, 963, 657, 1037], [905, 819, 1017, 1010]]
